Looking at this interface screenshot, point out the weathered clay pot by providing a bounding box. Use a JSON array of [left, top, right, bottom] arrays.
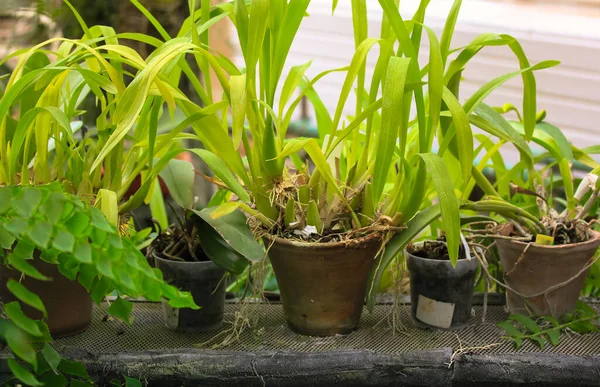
[[265, 233, 382, 336], [496, 225, 600, 317], [0, 257, 93, 338], [153, 252, 226, 332], [406, 242, 479, 330]]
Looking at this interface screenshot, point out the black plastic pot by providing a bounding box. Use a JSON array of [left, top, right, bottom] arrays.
[[406, 243, 479, 330], [153, 252, 226, 332]]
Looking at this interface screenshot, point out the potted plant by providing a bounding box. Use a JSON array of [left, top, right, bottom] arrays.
[[0, 0, 228, 333], [0, 1, 216, 383], [0, 183, 198, 385], [463, 112, 600, 318], [145, 159, 265, 332], [405, 237, 479, 330], [467, 189, 600, 318], [94, 0, 558, 336]]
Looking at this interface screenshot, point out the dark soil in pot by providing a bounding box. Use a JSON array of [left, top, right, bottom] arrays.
[[406, 241, 479, 330], [496, 223, 600, 317], [264, 232, 383, 337], [0, 254, 93, 338], [150, 224, 225, 332]]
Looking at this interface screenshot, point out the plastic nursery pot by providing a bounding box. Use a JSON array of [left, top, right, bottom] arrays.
[[264, 232, 383, 337], [406, 242, 479, 330], [496, 224, 600, 318], [0, 254, 93, 338], [153, 252, 226, 332]]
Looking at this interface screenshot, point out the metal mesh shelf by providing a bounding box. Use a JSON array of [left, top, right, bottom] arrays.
[[54, 301, 600, 356]]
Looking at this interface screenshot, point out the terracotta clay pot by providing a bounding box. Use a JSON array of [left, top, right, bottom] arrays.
[[265, 233, 382, 336], [406, 242, 479, 330], [496, 225, 600, 317], [0, 257, 93, 338]]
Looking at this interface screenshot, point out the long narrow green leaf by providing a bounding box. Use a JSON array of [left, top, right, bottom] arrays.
[[9, 107, 72, 180], [351, 0, 368, 119], [366, 204, 442, 310], [417, 154, 460, 265], [63, 0, 92, 40], [327, 99, 384, 156], [234, 0, 249, 59], [373, 57, 411, 204], [378, 0, 426, 155], [474, 103, 533, 165], [332, 0, 339, 14], [278, 138, 312, 159], [500, 35, 537, 141], [230, 74, 247, 149], [245, 0, 269, 81], [92, 40, 196, 172], [440, 0, 462, 64], [445, 33, 507, 83], [356, 41, 394, 177], [303, 139, 349, 207], [463, 60, 560, 115], [282, 66, 350, 140], [378, 0, 417, 59], [558, 158, 575, 211], [329, 38, 380, 137], [269, 0, 311, 105], [189, 148, 251, 202], [424, 26, 444, 148], [130, 0, 171, 41], [440, 87, 472, 183], [537, 122, 574, 161], [278, 61, 312, 129], [148, 178, 168, 230]]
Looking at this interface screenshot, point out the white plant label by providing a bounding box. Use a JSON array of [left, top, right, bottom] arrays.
[[416, 295, 455, 329]]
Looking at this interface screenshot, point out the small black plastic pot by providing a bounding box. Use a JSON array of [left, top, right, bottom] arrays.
[[153, 252, 226, 332], [406, 242, 479, 330]]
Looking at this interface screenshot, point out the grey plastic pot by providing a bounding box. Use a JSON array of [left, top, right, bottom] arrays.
[[153, 252, 226, 332], [406, 242, 479, 330]]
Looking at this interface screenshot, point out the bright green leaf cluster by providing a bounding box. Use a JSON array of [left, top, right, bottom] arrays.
[[0, 182, 198, 315], [498, 301, 600, 350], [0, 182, 198, 385]]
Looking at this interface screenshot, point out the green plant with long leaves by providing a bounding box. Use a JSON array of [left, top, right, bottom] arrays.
[[461, 101, 600, 243], [448, 96, 600, 299], [91, 0, 560, 308], [0, 1, 233, 383], [0, 0, 235, 223]]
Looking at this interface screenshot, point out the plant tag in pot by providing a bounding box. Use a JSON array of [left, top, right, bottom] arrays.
[[535, 234, 554, 246], [416, 295, 455, 329]]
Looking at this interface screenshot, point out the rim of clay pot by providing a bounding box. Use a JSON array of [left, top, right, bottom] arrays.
[[152, 251, 215, 267], [405, 241, 477, 264], [263, 231, 383, 251], [497, 224, 600, 250]]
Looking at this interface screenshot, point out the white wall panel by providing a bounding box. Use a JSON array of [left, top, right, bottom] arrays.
[[231, 0, 600, 152]]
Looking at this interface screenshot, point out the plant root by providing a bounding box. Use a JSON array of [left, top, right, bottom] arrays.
[[197, 258, 268, 349], [446, 334, 503, 369]]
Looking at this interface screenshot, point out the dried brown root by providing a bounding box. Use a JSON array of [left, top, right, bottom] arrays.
[[446, 334, 504, 369], [196, 259, 268, 350]]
